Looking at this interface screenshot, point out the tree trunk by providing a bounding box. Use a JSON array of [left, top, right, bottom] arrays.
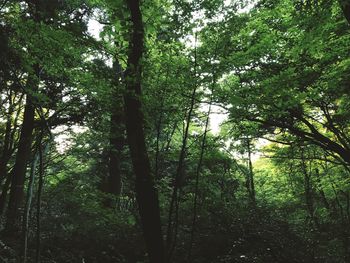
[[36, 141, 46, 263], [21, 148, 39, 263], [123, 1, 164, 262], [301, 149, 319, 229], [0, 91, 14, 184], [188, 92, 212, 261], [166, 33, 198, 262], [107, 110, 123, 193], [246, 138, 256, 205], [0, 173, 11, 215], [103, 60, 124, 208], [5, 84, 36, 233]]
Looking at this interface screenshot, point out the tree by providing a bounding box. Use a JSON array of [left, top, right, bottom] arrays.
[[215, 0, 350, 166], [123, 0, 164, 262], [0, 0, 349, 262]]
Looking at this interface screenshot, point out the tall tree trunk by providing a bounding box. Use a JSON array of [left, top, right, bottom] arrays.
[[154, 97, 164, 180], [5, 73, 37, 233], [187, 94, 212, 261], [0, 91, 14, 184], [246, 138, 256, 205], [301, 148, 319, 229], [107, 110, 123, 193], [314, 168, 331, 214], [0, 173, 11, 215], [36, 140, 46, 263], [154, 69, 169, 180], [103, 60, 124, 208], [166, 33, 198, 262], [0, 93, 23, 215], [123, 1, 164, 262], [21, 147, 39, 263]]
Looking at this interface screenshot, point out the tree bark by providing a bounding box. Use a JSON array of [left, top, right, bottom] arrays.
[[36, 140, 46, 263], [0, 173, 11, 215], [246, 138, 256, 205], [0, 91, 18, 214], [21, 148, 39, 263], [5, 72, 37, 233], [107, 110, 123, 193], [123, 1, 164, 262], [166, 33, 198, 262], [187, 92, 212, 261], [103, 60, 124, 208], [0, 91, 14, 184], [301, 148, 319, 229]]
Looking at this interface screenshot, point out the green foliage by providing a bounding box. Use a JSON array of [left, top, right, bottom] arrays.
[[1, 0, 350, 262]]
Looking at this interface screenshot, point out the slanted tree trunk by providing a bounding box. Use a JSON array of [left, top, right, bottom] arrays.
[[166, 33, 198, 262], [5, 72, 37, 233], [314, 168, 330, 213], [123, 1, 164, 262], [188, 92, 212, 261]]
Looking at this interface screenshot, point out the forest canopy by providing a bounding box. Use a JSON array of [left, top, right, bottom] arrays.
[[0, 0, 350, 263]]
